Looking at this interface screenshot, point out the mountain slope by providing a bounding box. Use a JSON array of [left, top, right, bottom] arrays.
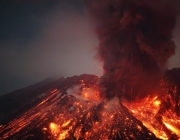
[[0, 68, 180, 140]]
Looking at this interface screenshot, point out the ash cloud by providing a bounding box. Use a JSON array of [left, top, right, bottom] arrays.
[[86, 0, 179, 100]]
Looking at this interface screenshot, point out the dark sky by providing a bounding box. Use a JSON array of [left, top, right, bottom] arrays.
[[0, 0, 179, 95]]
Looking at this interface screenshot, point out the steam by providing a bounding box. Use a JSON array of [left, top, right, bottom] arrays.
[[86, 0, 178, 100]]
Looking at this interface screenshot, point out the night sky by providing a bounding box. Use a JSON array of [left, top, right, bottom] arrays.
[[0, 0, 180, 95]]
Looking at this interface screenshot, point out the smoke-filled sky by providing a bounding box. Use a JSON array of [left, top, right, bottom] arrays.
[[86, 0, 180, 100], [0, 0, 180, 95]]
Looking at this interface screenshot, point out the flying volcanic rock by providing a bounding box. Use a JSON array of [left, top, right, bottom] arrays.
[[0, 74, 159, 140], [85, 0, 178, 100], [0, 70, 180, 139]]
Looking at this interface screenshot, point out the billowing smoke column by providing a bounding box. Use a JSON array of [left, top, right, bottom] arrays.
[[86, 0, 178, 100]]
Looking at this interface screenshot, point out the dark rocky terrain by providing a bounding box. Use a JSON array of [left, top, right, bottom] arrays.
[[0, 68, 179, 140]]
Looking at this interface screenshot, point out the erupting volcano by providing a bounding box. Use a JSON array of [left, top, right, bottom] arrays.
[[0, 0, 180, 140], [86, 0, 178, 100], [0, 71, 180, 140]]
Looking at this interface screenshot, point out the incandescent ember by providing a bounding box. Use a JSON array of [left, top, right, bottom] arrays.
[[0, 71, 180, 140]]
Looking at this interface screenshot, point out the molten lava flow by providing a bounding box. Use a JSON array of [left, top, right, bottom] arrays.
[[123, 93, 180, 140], [163, 122, 180, 136], [45, 96, 157, 140], [49, 122, 59, 136], [61, 120, 71, 128], [0, 75, 179, 140]]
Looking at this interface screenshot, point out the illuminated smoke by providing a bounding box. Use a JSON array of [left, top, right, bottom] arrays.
[[86, 0, 178, 100]]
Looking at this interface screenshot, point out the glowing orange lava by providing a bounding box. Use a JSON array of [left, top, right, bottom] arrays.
[[1, 78, 179, 140], [123, 94, 180, 140]]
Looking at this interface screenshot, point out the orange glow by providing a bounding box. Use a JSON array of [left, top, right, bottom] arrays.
[[51, 89, 58, 93], [81, 87, 99, 101], [58, 130, 68, 140], [42, 127, 47, 131], [49, 122, 58, 135], [123, 94, 180, 140], [1, 78, 180, 140], [61, 120, 71, 128], [164, 122, 180, 135], [153, 100, 161, 106], [82, 92, 89, 98]]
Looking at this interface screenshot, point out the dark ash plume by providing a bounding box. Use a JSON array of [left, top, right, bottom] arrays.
[[86, 0, 178, 100]]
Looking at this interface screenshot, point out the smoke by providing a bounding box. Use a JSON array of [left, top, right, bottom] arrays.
[[85, 0, 178, 100]]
